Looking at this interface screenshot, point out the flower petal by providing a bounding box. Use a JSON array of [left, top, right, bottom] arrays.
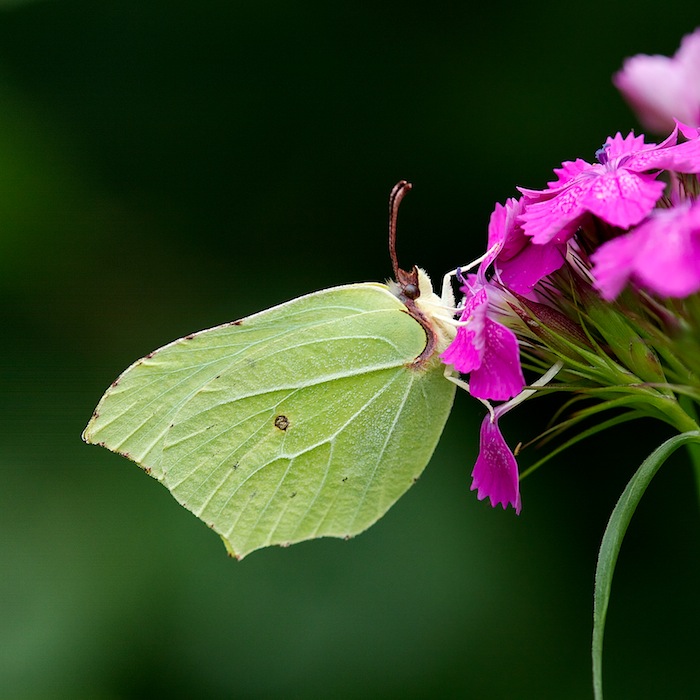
[[581, 169, 665, 228], [604, 131, 652, 159], [589, 231, 640, 300], [488, 198, 523, 260], [468, 318, 525, 401], [547, 158, 591, 188], [439, 288, 488, 374], [518, 183, 587, 244], [626, 134, 700, 173], [592, 200, 700, 299], [497, 236, 567, 295], [471, 414, 521, 514], [614, 28, 700, 132]]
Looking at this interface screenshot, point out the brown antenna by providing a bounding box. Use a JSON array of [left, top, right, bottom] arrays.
[[388, 180, 419, 298], [386, 180, 436, 367]]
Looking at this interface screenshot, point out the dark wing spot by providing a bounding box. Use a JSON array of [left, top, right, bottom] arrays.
[[274, 415, 290, 431], [184, 333, 195, 341]]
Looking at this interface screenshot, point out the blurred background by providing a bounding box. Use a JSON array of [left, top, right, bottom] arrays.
[[1, 1, 698, 698]]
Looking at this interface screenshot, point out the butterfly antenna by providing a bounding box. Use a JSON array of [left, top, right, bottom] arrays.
[[389, 180, 413, 281], [387, 181, 437, 366], [388, 180, 421, 300]]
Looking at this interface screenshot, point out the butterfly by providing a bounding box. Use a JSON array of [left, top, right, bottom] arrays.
[[83, 182, 458, 558]]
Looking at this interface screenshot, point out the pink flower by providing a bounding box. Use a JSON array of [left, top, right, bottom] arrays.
[[471, 409, 521, 514], [614, 28, 700, 133], [591, 199, 700, 300], [490, 197, 567, 295], [467, 361, 563, 515], [440, 285, 525, 401], [440, 213, 526, 402], [518, 129, 700, 245]]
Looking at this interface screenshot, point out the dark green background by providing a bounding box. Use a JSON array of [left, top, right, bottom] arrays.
[[1, 2, 698, 698]]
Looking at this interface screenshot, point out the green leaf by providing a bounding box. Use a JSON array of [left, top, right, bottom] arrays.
[[83, 282, 456, 558], [592, 430, 700, 700]]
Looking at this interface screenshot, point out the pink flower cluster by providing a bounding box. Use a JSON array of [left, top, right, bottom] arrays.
[[442, 121, 700, 514]]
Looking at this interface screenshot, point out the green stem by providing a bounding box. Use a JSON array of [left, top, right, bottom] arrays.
[[646, 393, 699, 434]]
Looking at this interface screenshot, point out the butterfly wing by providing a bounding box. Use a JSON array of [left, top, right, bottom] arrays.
[[83, 283, 455, 558]]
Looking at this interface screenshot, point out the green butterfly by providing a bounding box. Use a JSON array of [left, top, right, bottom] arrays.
[[83, 182, 458, 558]]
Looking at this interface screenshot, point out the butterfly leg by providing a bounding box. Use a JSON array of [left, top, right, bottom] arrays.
[[443, 364, 470, 393]]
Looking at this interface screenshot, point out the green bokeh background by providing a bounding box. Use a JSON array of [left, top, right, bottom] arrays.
[[1, 2, 699, 698]]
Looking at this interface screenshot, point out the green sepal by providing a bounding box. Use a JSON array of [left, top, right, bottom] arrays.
[[586, 302, 667, 386]]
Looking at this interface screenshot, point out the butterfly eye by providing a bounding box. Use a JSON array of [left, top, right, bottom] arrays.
[[402, 283, 419, 300]]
